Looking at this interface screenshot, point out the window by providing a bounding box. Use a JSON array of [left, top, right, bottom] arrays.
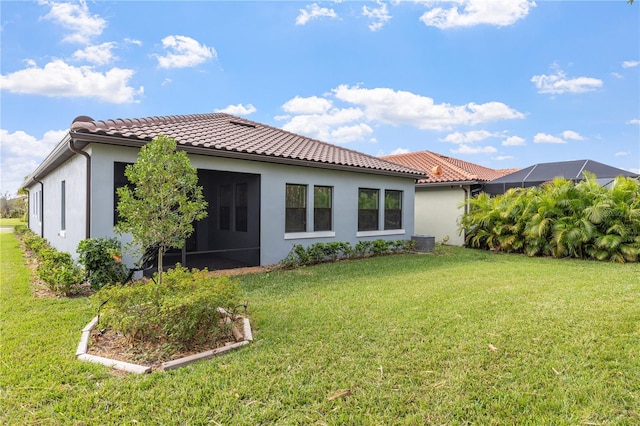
[[286, 184, 307, 233], [313, 186, 332, 232], [113, 162, 133, 225], [384, 190, 402, 230], [235, 183, 248, 232], [358, 188, 379, 231], [61, 181, 66, 230], [219, 184, 232, 230]]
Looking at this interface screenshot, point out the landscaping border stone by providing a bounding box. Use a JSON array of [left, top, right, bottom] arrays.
[[77, 312, 253, 374]]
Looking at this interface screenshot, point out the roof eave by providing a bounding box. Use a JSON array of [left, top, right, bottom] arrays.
[[20, 132, 73, 190], [416, 180, 478, 187]]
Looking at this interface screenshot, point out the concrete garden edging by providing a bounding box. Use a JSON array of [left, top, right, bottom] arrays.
[[77, 309, 253, 374]]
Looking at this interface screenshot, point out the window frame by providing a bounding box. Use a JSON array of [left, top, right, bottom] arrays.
[[313, 185, 333, 232], [384, 190, 402, 230], [285, 183, 307, 233], [61, 180, 66, 231], [358, 188, 380, 232]]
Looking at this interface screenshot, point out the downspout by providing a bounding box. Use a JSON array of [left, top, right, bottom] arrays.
[[460, 185, 469, 246], [24, 189, 30, 231], [35, 179, 44, 237], [68, 139, 91, 239]]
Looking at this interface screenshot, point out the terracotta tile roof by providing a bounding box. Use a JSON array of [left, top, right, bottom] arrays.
[[381, 150, 516, 184], [69, 113, 425, 178]]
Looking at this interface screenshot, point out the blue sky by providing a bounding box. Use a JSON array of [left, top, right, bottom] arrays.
[[1, 0, 638, 197]]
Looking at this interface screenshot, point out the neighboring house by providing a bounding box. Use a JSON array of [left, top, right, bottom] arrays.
[[381, 150, 515, 246], [483, 159, 639, 195], [21, 113, 424, 270]]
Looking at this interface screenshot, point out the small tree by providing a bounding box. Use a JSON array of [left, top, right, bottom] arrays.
[[115, 135, 208, 285]]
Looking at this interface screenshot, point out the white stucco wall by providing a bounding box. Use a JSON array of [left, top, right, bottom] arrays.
[[414, 186, 468, 246], [87, 144, 416, 267], [26, 153, 87, 257]]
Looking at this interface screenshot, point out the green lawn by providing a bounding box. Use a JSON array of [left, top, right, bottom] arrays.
[[0, 218, 25, 228], [1, 232, 639, 425]]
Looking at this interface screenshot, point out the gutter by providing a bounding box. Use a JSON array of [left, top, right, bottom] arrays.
[[67, 139, 91, 239]]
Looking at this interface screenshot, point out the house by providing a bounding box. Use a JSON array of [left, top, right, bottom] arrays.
[[21, 113, 425, 270], [381, 150, 515, 246], [483, 159, 639, 195]]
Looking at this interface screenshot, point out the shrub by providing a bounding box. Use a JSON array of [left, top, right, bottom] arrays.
[[77, 237, 129, 290], [38, 248, 85, 296], [460, 173, 640, 263], [281, 239, 415, 268], [22, 232, 49, 256], [94, 265, 243, 350]]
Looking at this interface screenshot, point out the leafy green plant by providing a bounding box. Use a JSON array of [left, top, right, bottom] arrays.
[[22, 231, 50, 256], [281, 239, 415, 268], [77, 237, 129, 290], [461, 173, 640, 263], [94, 265, 243, 350], [37, 248, 85, 296]]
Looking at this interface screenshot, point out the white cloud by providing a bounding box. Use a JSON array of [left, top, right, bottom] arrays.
[[282, 96, 333, 114], [533, 133, 566, 144], [40, 0, 106, 44], [419, 0, 535, 29], [214, 103, 257, 116], [622, 60, 639, 68], [502, 135, 526, 146], [611, 72, 623, 80], [450, 144, 497, 154], [0, 59, 143, 103], [494, 155, 514, 161], [281, 107, 364, 142], [363, 1, 392, 31], [330, 123, 374, 143], [72, 42, 117, 65], [389, 147, 411, 155], [615, 151, 629, 157], [0, 129, 66, 196], [161, 78, 172, 86], [442, 129, 496, 144], [332, 85, 524, 130], [627, 119, 640, 125], [296, 3, 338, 25], [561, 130, 584, 141], [125, 38, 143, 46], [531, 64, 602, 95], [155, 35, 216, 69]]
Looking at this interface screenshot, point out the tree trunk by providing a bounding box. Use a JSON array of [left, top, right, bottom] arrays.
[[157, 247, 164, 286]]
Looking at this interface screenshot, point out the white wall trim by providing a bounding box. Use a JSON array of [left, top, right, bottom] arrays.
[[356, 229, 405, 238], [284, 231, 336, 240]]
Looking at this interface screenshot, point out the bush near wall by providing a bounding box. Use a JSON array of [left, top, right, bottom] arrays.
[[281, 239, 417, 268], [460, 174, 640, 263], [16, 228, 85, 295], [77, 237, 128, 290]]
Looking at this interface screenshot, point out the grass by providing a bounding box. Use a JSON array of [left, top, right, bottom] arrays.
[[0, 218, 25, 228], [1, 232, 639, 425]]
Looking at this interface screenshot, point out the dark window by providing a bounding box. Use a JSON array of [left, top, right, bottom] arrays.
[[220, 184, 232, 230], [314, 186, 332, 231], [113, 162, 133, 225], [61, 181, 66, 231], [358, 188, 379, 231], [235, 183, 248, 232], [286, 184, 307, 233], [384, 190, 402, 230]]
